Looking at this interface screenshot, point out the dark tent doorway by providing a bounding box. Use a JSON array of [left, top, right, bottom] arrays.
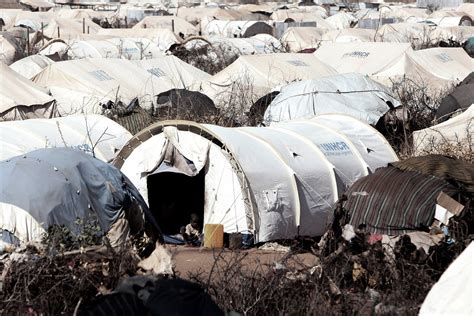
[[147, 169, 205, 235]]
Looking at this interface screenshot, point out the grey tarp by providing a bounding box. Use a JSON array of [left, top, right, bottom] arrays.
[[0, 148, 158, 245]]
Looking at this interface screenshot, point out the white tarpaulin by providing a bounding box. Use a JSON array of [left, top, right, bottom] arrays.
[[420, 242, 473, 316], [9, 54, 54, 79], [280, 27, 326, 52], [264, 73, 399, 125], [0, 114, 132, 162], [97, 28, 182, 52], [133, 16, 198, 37]]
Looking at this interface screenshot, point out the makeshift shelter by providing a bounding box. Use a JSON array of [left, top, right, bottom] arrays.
[[155, 89, 217, 118], [412, 105, 473, 155], [0, 114, 132, 162], [0, 9, 22, 30], [426, 15, 473, 27], [132, 56, 211, 91], [32, 58, 174, 115], [280, 27, 325, 52], [263, 73, 400, 125], [420, 242, 473, 316], [13, 11, 53, 31], [67, 39, 120, 59], [325, 12, 357, 30], [97, 28, 181, 52], [9, 54, 54, 79], [202, 20, 273, 38], [435, 72, 474, 122], [176, 7, 243, 25], [313, 42, 413, 86], [203, 53, 337, 106], [375, 23, 435, 47], [133, 16, 198, 37], [429, 26, 474, 43], [343, 164, 461, 235], [184, 35, 282, 56], [113, 118, 396, 242], [0, 63, 56, 121], [0, 148, 152, 248], [269, 8, 328, 21]]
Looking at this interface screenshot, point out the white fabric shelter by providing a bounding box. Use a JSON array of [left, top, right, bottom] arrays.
[[203, 53, 337, 106], [413, 105, 474, 155], [280, 27, 325, 52], [32, 58, 174, 115], [133, 16, 198, 37], [114, 118, 396, 242], [420, 242, 473, 316], [264, 73, 399, 125], [97, 28, 182, 52], [9, 55, 54, 79], [0, 63, 56, 121], [202, 20, 273, 38], [132, 56, 211, 91], [0, 114, 132, 162]]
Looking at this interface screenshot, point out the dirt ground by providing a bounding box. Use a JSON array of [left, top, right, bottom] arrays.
[[166, 245, 318, 278]]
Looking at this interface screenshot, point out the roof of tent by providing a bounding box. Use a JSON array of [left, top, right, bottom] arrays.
[[321, 28, 376, 43], [41, 18, 102, 40], [0, 63, 56, 120], [53, 8, 113, 21], [185, 35, 282, 56], [457, 3, 474, 18], [9, 54, 54, 80], [132, 16, 198, 37], [113, 117, 396, 242], [375, 22, 434, 44], [280, 27, 326, 52], [0, 114, 132, 162], [202, 20, 273, 38], [203, 53, 337, 105], [413, 104, 474, 155], [269, 8, 327, 21], [429, 26, 474, 43], [13, 11, 53, 31], [313, 42, 413, 86], [404, 47, 474, 91], [0, 147, 147, 246], [132, 56, 211, 91], [0, 9, 22, 30], [0, 34, 20, 65], [32, 58, 174, 114], [264, 73, 399, 125], [97, 28, 181, 52], [176, 7, 243, 24], [325, 12, 357, 30], [420, 242, 473, 316]]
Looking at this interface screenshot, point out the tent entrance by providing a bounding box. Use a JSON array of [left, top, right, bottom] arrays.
[[147, 169, 205, 235]]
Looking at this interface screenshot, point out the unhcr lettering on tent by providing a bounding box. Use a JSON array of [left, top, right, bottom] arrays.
[[342, 51, 370, 58], [88, 70, 113, 81], [318, 142, 351, 156], [147, 67, 166, 78], [436, 53, 453, 63]]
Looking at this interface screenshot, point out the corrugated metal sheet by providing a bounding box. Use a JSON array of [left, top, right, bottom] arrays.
[[392, 155, 474, 193], [345, 166, 457, 235]]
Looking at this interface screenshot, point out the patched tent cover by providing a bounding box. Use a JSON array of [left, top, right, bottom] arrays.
[[264, 73, 400, 125], [0, 148, 151, 246]]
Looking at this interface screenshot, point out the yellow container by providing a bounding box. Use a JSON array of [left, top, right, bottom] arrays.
[[204, 224, 224, 248]]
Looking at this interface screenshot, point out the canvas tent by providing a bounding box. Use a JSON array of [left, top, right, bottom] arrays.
[[203, 53, 337, 106], [413, 105, 473, 155], [32, 58, 174, 115], [202, 20, 273, 38], [133, 16, 198, 37], [176, 7, 243, 25], [97, 28, 181, 52], [313, 42, 413, 87], [40, 18, 102, 40], [0, 148, 151, 248], [263, 73, 400, 125], [325, 12, 357, 30], [0, 63, 56, 121], [0, 114, 132, 162], [280, 27, 325, 52], [13, 11, 53, 31], [270, 8, 328, 21], [132, 56, 211, 91], [321, 28, 376, 43], [375, 23, 435, 47], [420, 242, 473, 316], [113, 118, 396, 242], [0, 33, 22, 65], [9, 54, 54, 79]]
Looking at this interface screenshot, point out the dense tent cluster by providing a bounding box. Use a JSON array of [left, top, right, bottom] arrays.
[[0, 0, 473, 314]]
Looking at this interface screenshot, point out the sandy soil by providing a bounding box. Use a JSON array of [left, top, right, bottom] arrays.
[[164, 245, 318, 278]]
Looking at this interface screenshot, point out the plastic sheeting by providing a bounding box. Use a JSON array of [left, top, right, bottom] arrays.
[[0, 148, 148, 246], [264, 73, 399, 125], [0, 114, 132, 162], [115, 118, 396, 242]]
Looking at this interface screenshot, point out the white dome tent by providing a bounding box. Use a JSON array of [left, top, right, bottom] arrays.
[[113, 118, 397, 243], [0, 114, 132, 162]]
